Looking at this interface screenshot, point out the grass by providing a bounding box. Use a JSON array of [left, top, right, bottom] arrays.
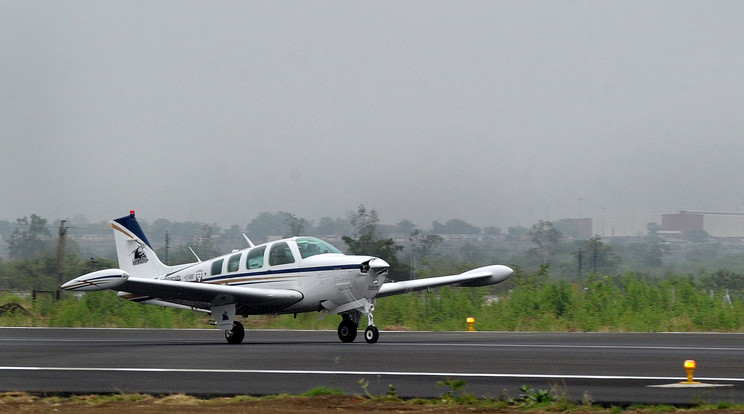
[[3, 272, 744, 333]]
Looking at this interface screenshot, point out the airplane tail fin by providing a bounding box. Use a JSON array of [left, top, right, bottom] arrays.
[[109, 210, 171, 278]]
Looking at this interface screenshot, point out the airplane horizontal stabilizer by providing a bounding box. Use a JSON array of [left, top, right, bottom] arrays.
[[376, 265, 513, 298], [60, 269, 129, 291]]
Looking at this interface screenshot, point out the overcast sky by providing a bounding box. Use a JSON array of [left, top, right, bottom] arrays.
[[2, 1, 744, 229]]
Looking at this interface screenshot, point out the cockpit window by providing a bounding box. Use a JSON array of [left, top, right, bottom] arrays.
[[246, 246, 266, 269], [296, 237, 342, 259]]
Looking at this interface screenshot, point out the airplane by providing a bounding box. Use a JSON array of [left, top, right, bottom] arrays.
[[61, 210, 513, 344]]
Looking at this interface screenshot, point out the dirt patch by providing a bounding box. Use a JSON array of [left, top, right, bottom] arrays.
[[0, 303, 29, 316], [1, 394, 743, 414], [0, 395, 494, 413]]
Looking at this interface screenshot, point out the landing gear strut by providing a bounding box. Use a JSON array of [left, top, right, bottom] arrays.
[[362, 300, 378, 343], [225, 320, 245, 344]]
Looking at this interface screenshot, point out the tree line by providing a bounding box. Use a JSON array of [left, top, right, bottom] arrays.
[[2, 206, 744, 301]]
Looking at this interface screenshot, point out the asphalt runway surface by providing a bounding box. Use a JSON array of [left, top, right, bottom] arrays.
[[1, 327, 743, 405]]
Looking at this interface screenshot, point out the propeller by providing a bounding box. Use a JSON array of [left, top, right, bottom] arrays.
[[360, 258, 390, 275]]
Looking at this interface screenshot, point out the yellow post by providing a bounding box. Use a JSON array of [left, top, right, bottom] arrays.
[[682, 360, 699, 384], [466, 317, 475, 332]]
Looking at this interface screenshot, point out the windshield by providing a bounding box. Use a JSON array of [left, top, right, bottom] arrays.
[[296, 237, 342, 259]]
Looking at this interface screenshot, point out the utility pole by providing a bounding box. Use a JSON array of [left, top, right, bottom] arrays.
[[592, 241, 598, 275], [56, 220, 67, 300], [165, 230, 169, 265]]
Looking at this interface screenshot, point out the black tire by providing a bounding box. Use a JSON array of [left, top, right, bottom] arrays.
[[225, 321, 245, 344], [364, 325, 379, 344], [337, 319, 357, 343]]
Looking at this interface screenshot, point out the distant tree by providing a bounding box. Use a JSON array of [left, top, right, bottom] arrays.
[[528, 220, 563, 265], [701, 269, 744, 293], [396, 219, 417, 235], [314, 217, 350, 236], [684, 244, 718, 263], [0, 219, 15, 241], [284, 213, 308, 238], [192, 225, 218, 259], [7, 214, 51, 259], [644, 240, 666, 267], [431, 219, 481, 235], [342, 205, 406, 280], [149, 218, 172, 241], [343, 205, 382, 254], [507, 226, 529, 240], [459, 243, 488, 265], [246, 212, 290, 243], [408, 230, 443, 261], [639, 223, 666, 267], [220, 224, 246, 250], [581, 236, 619, 275], [3, 255, 57, 290], [483, 226, 502, 236], [646, 222, 661, 238]]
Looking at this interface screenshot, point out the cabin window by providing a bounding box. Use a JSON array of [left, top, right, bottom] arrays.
[[246, 246, 266, 269], [269, 242, 295, 266], [227, 253, 241, 272], [211, 259, 224, 276], [296, 237, 342, 259]]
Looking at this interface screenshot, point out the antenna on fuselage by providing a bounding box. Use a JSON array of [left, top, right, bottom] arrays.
[[242, 233, 255, 248], [188, 247, 202, 262]]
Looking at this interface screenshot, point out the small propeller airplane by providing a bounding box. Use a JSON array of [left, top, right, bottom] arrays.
[[62, 211, 513, 344]]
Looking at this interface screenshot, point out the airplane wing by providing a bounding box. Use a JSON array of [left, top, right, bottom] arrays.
[[119, 278, 303, 313], [62, 269, 303, 314], [376, 264, 512, 298]]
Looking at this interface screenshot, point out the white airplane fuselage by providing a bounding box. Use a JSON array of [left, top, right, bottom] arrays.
[[143, 238, 386, 316]]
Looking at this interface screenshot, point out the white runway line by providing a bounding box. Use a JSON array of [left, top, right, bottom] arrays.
[[1, 366, 743, 383]]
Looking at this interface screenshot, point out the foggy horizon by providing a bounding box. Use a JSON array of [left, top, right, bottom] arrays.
[[3, 2, 743, 230]]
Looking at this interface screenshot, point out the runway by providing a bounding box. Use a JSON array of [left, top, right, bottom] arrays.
[[1, 327, 743, 405]]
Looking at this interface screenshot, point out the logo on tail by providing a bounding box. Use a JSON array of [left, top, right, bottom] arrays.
[[132, 244, 149, 266]]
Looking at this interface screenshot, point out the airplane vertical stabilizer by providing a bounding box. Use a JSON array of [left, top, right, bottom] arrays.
[[110, 210, 170, 278]]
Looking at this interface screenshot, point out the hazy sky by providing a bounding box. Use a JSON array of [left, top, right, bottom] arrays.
[[2, 1, 744, 229]]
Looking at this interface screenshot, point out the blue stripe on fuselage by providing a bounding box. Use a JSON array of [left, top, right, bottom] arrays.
[[198, 263, 361, 285]]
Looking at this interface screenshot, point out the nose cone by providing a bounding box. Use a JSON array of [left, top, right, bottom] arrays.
[[369, 258, 390, 273]]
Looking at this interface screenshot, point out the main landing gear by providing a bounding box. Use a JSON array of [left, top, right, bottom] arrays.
[[337, 319, 357, 342], [337, 302, 379, 344], [225, 320, 245, 344]]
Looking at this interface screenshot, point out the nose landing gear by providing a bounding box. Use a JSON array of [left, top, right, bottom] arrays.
[[363, 325, 379, 343], [337, 299, 379, 343]]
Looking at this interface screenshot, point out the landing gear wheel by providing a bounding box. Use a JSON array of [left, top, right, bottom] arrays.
[[338, 319, 357, 343], [364, 325, 379, 343], [225, 321, 245, 344]]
